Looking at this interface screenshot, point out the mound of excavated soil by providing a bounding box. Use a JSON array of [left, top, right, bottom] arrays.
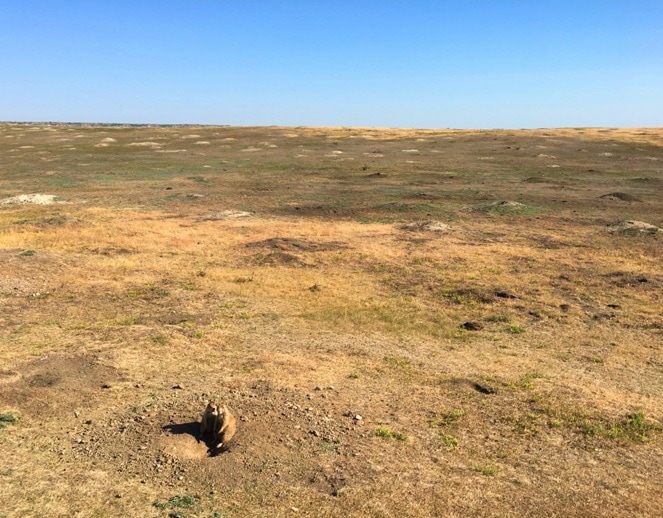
[[199, 210, 252, 221], [246, 237, 346, 252], [0, 355, 124, 418], [463, 200, 538, 214], [252, 251, 310, 267], [0, 194, 59, 205], [599, 192, 641, 202], [73, 380, 370, 494], [608, 220, 661, 236], [400, 220, 451, 232]]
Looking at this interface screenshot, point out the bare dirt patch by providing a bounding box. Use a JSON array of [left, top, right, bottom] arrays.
[[0, 355, 124, 418], [1, 194, 59, 205]]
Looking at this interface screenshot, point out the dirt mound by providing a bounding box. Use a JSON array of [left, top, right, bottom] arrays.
[[0, 194, 59, 205], [247, 237, 346, 252], [0, 355, 124, 418], [252, 251, 309, 267], [599, 192, 641, 202], [400, 220, 451, 232], [198, 210, 252, 221], [75, 380, 374, 495], [608, 220, 661, 236], [0, 249, 67, 297], [463, 200, 539, 215]]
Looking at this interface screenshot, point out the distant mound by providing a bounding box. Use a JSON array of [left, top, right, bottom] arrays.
[[599, 192, 641, 202], [199, 210, 252, 221], [463, 200, 540, 215], [608, 220, 660, 236], [1, 194, 59, 205], [400, 220, 451, 232]]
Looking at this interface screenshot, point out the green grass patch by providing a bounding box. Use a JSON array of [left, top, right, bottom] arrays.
[[430, 409, 466, 427], [439, 432, 460, 450], [127, 285, 170, 299], [321, 439, 341, 453], [151, 334, 168, 345], [375, 427, 409, 442], [517, 394, 660, 443], [0, 413, 20, 430], [506, 372, 543, 390], [153, 494, 198, 511], [574, 411, 660, 443], [487, 313, 510, 323], [104, 314, 144, 326]]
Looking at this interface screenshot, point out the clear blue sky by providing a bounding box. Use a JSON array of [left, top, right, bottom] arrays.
[[1, 1, 661, 128]]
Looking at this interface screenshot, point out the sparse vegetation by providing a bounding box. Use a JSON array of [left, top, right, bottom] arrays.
[[473, 464, 499, 476], [0, 413, 19, 430], [430, 409, 466, 427], [154, 494, 198, 511], [375, 427, 409, 442], [438, 432, 461, 450], [487, 313, 510, 323], [321, 439, 341, 452]]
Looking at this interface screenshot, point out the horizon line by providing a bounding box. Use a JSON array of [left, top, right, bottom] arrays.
[[1, 120, 661, 131]]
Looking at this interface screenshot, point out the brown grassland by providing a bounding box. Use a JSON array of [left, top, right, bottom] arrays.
[[0, 123, 661, 517]]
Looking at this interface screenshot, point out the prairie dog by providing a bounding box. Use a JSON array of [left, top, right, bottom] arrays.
[[214, 405, 237, 452], [200, 400, 220, 439]]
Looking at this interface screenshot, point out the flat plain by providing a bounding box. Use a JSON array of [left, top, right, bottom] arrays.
[[0, 123, 662, 517]]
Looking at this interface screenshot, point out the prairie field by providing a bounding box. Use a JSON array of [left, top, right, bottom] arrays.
[[0, 123, 662, 517]]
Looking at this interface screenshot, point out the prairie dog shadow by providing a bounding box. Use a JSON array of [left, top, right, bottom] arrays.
[[162, 421, 230, 455]]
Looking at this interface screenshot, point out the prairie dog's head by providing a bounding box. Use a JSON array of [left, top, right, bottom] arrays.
[[205, 401, 220, 414]]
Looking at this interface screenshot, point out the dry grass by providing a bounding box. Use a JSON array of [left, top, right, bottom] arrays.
[[0, 124, 662, 516]]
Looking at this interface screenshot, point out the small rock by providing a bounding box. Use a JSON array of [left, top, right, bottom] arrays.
[[172, 384, 184, 390], [101, 383, 111, 389], [354, 415, 363, 421], [314, 386, 322, 391], [310, 430, 320, 437], [74, 410, 80, 418]]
